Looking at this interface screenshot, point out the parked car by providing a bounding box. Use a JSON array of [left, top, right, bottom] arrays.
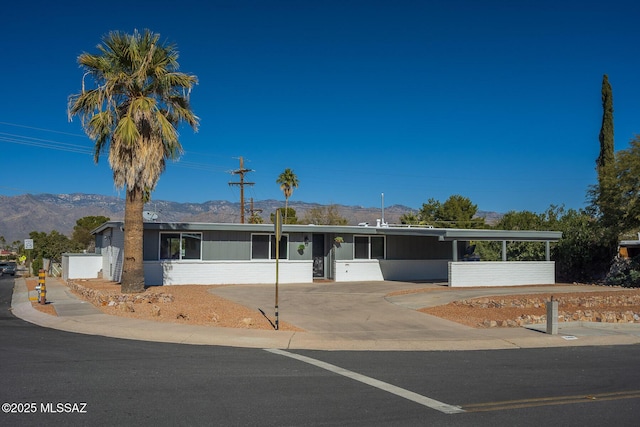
[[0, 262, 16, 276]]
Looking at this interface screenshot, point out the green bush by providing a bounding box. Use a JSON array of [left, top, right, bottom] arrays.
[[604, 255, 640, 288], [31, 257, 43, 276]]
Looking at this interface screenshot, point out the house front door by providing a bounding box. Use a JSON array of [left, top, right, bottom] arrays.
[[312, 234, 325, 278]]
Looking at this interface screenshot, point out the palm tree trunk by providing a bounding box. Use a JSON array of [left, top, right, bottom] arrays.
[[284, 197, 289, 224], [120, 188, 145, 293]]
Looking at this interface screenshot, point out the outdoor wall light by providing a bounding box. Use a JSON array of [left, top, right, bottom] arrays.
[[304, 236, 309, 246]]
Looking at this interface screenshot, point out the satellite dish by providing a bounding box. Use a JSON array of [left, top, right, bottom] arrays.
[[143, 211, 159, 221]]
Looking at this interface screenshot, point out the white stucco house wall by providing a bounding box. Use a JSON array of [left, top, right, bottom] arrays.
[[76, 221, 562, 288]]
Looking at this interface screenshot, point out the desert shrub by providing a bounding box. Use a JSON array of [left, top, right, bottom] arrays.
[[604, 255, 640, 288]]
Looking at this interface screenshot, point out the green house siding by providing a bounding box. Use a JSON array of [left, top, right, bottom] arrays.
[[203, 231, 310, 261], [288, 232, 310, 260], [332, 234, 353, 260], [203, 231, 250, 260], [143, 230, 159, 261]]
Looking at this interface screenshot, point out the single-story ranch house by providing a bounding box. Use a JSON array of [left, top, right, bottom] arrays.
[[62, 221, 562, 288]]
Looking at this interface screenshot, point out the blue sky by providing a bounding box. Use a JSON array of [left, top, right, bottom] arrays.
[[1, 0, 639, 215]]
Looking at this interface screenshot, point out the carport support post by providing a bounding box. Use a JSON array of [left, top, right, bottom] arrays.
[[452, 240, 458, 261], [546, 296, 558, 335], [545, 241, 550, 261], [502, 241, 507, 261]]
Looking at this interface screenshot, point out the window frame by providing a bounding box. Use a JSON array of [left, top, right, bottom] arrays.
[[159, 232, 203, 261], [251, 233, 289, 260], [354, 235, 386, 260]]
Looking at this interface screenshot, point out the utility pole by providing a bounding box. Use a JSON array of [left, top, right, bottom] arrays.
[[228, 157, 255, 224], [248, 197, 263, 223]]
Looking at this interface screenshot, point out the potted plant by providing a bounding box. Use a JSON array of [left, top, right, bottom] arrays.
[[297, 244, 305, 255], [334, 236, 344, 245]]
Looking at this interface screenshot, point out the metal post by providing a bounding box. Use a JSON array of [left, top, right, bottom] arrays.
[[452, 240, 458, 262], [546, 296, 558, 335], [275, 239, 279, 331], [274, 209, 282, 331], [502, 241, 507, 261]]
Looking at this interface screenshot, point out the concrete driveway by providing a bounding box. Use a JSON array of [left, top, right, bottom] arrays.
[[210, 281, 483, 342]]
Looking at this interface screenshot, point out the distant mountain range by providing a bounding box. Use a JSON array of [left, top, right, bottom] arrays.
[[0, 193, 503, 244]]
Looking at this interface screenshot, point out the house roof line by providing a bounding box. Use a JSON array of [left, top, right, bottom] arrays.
[[92, 221, 562, 242]]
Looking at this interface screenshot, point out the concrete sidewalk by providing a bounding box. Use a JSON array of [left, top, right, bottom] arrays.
[[10, 276, 640, 351]]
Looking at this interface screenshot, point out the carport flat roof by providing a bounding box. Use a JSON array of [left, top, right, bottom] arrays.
[[93, 221, 562, 242]]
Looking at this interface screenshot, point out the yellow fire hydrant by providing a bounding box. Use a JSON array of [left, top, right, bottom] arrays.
[[37, 269, 46, 305]]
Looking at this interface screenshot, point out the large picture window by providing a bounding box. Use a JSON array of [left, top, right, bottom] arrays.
[[251, 234, 288, 259], [354, 235, 385, 259], [160, 232, 202, 260]]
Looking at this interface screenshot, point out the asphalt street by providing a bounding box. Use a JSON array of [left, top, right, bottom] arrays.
[[1, 274, 640, 426]]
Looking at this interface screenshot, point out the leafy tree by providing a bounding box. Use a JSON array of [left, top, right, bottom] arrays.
[[72, 215, 110, 251], [610, 137, 640, 232], [29, 230, 82, 274], [439, 195, 483, 228], [473, 206, 617, 281], [590, 136, 640, 235], [68, 30, 198, 293], [476, 210, 548, 261], [549, 207, 617, 282], [302, 205, 348, 225], [417, 195, 484, 228], [276, 168, 299, 224], [418, 198, 441, 225], [270, 207, 298, 225]]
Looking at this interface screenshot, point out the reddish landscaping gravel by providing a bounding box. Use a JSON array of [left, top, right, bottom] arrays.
[[66, 279, 303, 331], [421, 289, 640, 328], [24, 278, 640, 330]]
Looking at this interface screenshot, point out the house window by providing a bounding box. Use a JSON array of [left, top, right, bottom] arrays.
[[354, 235, 385, 259], [160, 232, 202, 260], [251, 234, 288, 259]]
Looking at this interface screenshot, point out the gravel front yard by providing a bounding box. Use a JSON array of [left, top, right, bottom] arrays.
[[25, 278, 640, 330]]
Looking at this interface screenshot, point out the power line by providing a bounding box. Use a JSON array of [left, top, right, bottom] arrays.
[[0, 131, 228, 174]]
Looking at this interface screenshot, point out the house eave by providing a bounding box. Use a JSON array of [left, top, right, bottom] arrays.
[[91, 221, 562, 242]]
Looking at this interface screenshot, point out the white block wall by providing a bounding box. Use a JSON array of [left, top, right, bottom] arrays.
[[448, 261, 556, 287], [334, 260, 384, 282], [143, 260, 313, 285], [378, 260, 449, 281], [62, 254, 103, 280]]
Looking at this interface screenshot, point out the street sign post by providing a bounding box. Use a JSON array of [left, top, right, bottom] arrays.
[[274, 209, 282, 330], [24, 239, 34, 277]]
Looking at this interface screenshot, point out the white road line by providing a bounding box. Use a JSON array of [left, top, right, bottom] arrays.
[[265, 348, 464, 414]]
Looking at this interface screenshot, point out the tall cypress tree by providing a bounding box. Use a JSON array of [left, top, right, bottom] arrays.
[[592, 74, 621, 240], [597, 74, 614, 177]]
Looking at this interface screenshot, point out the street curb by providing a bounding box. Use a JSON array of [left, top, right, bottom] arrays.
[[9, 277, 640, 351]]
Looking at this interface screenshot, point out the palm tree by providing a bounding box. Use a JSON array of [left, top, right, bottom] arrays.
[[276, 168, 299, 224], [68, 29, 199, 293]]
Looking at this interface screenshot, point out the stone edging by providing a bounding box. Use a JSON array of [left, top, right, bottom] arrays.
[[459, 295, 640, 327], [66, 280, 174, 312]]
